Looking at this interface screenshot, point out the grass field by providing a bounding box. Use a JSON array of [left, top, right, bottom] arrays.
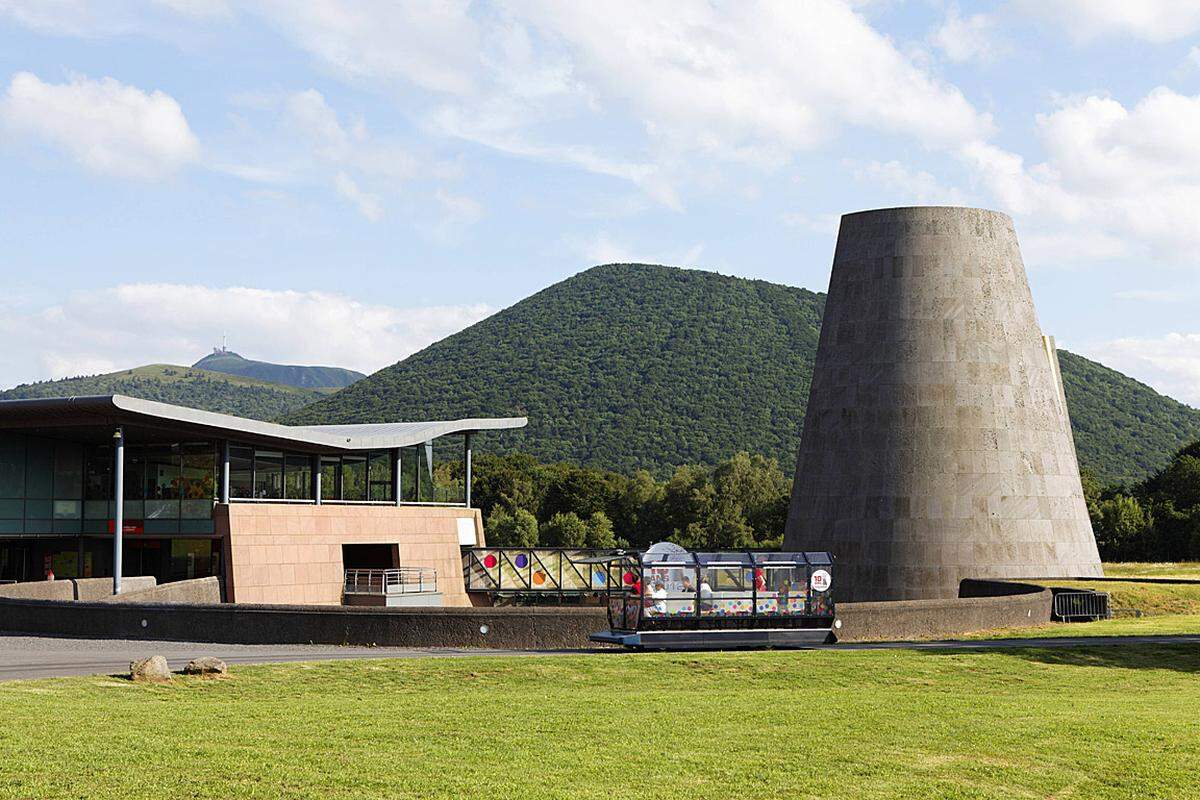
[[1052, 579, 1200, 617], [1103, 562, 1200, 580], [968, 613, 1200, 639], [2, 648, 1199, 800]]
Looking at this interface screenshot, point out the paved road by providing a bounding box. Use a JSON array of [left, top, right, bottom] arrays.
[[2, 632, 1197, 681]]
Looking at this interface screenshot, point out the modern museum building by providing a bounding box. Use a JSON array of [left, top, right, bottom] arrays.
[[0, 395, 525, 606]]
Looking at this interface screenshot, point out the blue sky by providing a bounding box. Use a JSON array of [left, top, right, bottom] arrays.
[[1, 1, 1200, 404]]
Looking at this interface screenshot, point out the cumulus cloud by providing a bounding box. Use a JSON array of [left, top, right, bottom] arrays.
[[958, 87, 1200, 263], [241, 1, 991, 207], [0, 284, 495, 388], [1083, 334, 1200, 407], [0, 71, 200, 179], [1014, 0, 1200, 43], [850, 159, 968, 205], [930, 5, 1000, 63]]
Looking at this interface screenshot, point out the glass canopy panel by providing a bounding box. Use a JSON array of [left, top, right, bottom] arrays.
[[697, 552, 754, 617]]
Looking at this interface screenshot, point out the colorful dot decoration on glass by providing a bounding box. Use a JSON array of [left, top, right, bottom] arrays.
[[593, 571, 607, 585], [622, 572, 635, 585], [482, 554, 497, 569], [532, 571, 546, 585], [514, 553, 529, 568]]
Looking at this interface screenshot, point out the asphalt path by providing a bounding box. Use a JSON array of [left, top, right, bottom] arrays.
[[2, 632, 1197, 681]]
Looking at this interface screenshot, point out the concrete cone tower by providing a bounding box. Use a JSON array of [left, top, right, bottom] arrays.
[[783, 206, 1102, 601]]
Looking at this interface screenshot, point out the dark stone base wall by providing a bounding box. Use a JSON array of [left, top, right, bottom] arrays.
[[0, 580, 1052, 648], [834, 581, 1052, 642], [0, 599, 609, 650]]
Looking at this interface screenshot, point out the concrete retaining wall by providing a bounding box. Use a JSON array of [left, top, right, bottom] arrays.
[[0, 576, 156, 602], [74, 576, 157, 600], [0, 580, 1052, 648], [834, 581, 1052, 642], [0, 598, 606, 650], [98, 577, 221, 605]]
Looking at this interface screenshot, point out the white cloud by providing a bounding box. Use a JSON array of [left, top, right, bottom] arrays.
[[0, 71, 200, 179], [958, 87, 1200, 264], [0, 284, 495, 388], [236, 1, 990, 207], [1015, 0, 1200, 43], [566, 231, 704, 267], [333, 171, 382, 221], [252, 0, 482, 94], [1083, 333, 1200, 406], [850, 159, 968, 205], [930, 5, 1000, 63]]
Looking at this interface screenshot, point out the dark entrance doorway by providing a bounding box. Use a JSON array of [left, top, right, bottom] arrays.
[[341, 543, 399, 570]]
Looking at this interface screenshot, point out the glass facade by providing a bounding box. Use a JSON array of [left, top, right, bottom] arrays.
[[0, 428, 471, 583]]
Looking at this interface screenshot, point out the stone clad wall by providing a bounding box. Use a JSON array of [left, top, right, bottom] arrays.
[[784, 207, 1102, 601], [217, 503, 483, 606]]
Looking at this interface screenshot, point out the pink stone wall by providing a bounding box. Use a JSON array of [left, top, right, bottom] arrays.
[[216, 504, 483, 606]]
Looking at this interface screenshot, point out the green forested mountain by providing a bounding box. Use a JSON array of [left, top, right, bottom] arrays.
[[289, 263, 1200, 484], [0, 364, 324, 421], [1059, 350, 1200, 485], [288, 264, 825, 473], [192, 350, 365, 389]]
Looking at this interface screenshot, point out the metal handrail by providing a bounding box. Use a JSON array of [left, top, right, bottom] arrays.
[[343, 567, 438, 595]]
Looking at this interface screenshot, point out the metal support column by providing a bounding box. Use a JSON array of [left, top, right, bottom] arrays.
[[220, 440, 231, 503], [313, 455, 322, 505], [392, 448, 402, 506], [464, 433, 473, 508], [112, 427, 125, 596]]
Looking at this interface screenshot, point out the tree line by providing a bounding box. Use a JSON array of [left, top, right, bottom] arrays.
[[470, 439, 1200, 561], [468, 451, 790, 551], [1085, 439, 1200, 561]]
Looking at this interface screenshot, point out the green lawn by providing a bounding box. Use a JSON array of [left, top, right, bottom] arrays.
[[1103, 562, 1200, 580], [1050, 580, 1200, 617], [2, 648, 1199, 800], [967, 613, 1200, 639]]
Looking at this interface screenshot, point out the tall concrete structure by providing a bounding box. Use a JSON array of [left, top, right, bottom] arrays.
[[784, 206, 1102, 601]]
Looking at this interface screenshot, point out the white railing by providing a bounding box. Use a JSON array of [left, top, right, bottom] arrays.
[[343, 567, 438, 596]]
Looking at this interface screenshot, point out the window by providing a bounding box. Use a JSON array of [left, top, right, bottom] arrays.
[[285, 454, 312, 500], [229, 446, 253, 499], [180, 443, 216, 518], [320, 456, 340, 501], [368, 451, 393, 502], [144, 445, 180, 519], [0, 433, 25, 499], [123, 446, 146, 521], [342, 455, 366, 501], [431, 436, 466, 504], [400, 446, 418, 502], [253, 450, 283, 499]]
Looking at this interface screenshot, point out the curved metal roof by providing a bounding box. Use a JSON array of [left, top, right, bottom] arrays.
[[0, 394, 527, 452]]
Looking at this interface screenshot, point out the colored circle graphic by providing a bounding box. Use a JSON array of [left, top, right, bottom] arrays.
[[515, 553, 529, 568], [482, 554, 497, 569], [532, 571, 546, 585], [622, 571, 635, 585], [593, 571, 607, 585]]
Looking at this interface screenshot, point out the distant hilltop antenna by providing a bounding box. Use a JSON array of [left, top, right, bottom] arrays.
[[214, 334, 228, 355]]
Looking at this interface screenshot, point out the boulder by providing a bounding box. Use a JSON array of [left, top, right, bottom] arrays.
[[129, 655, 172, 683], [183, 656, 229, 676]]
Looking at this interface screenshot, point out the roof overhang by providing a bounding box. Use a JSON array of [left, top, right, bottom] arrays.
[[0, 395, 527, 452]]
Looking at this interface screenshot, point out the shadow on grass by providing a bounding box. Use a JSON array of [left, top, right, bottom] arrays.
[[935, 643, 1200, 674]]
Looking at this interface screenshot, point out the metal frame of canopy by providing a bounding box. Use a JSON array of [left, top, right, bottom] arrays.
[[588, 548, 836, 650]]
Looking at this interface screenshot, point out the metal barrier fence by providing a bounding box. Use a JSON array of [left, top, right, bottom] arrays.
[[1052, 590, 1111, 621], [463, 548, 622, 595], [343, 567, 438, 596]]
